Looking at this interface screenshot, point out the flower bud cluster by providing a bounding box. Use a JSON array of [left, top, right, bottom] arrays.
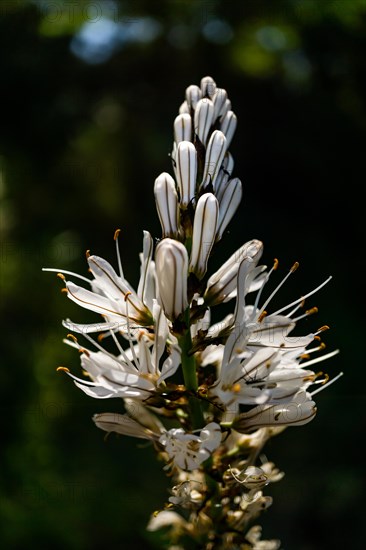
[[154, 76, 242, 315]]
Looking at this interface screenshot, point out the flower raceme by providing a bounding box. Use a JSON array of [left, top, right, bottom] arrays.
[[45, 75, 341, 549]]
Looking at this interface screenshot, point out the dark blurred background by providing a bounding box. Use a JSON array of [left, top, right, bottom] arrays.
[[0, 0, 364, 548]]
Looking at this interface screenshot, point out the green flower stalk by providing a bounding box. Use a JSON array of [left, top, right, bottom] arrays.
[[44, 76, 341, 550]]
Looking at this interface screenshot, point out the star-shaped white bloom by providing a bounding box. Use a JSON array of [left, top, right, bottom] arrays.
[[159, 422, 222, 471], [61, 301, 181, 401]]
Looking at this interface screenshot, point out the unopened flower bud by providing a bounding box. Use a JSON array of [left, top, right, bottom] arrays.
[[176, 141, 197, 208], [201, 130, 227, 191], [155, 238, 188, 320], [194, 98, 214, 145], [200, 75, 216, 98], [220, 110, 237, 148], [215, 152, 234, 200], [154, 173, 179, 238], [179, 100, 189, 114], [185, 84, 202, 110], [174, 113, 192, 144], [220, 98, 232, 119], [189, 193, 219, 279], [216, 177, 242, 241], [213, 88, 228, 119]]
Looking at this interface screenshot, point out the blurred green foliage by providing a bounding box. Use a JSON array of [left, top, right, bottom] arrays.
[[1, 0, 365, 548]]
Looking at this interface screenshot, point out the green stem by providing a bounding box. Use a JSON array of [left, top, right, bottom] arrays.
[[178, 309, 204, 429]]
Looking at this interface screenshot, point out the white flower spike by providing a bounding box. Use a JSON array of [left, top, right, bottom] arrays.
[[45, 75, 340, 550]]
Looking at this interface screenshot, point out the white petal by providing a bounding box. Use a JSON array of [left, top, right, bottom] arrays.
[[93, 412, 158, 439]]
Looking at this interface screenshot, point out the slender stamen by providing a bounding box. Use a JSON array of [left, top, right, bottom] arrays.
[[299, 342, 326, 357], [124, 292, 140, 367], [311, 371, 343, 396], [271, 276, 332, 317], [284, 301, 304, 318], [64, 331, 132, 371], [257, 262, 299, 319], [109, 329, 137, 371], [291, 306, 318, 323], [42, 268, 92, 284], [300, 349, 340, 368], [314, 325, 330, 335], [251, 259, 278, 319], [114, 228, 124, 279]]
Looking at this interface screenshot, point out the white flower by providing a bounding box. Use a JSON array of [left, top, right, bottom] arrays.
[[147, 510, 187, 533], [61, 301, 181, 401], [169, 480, 204, 507], [159, 422, 222, 470], [204, 240, 265, 306], [245, 525, 281, 550], [45, 231, 154, 335], [209, 347, 283, 417], [232, 390, 317, 432]]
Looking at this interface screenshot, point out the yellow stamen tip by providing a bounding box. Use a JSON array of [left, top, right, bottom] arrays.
[[257, 310, 267, 323], [124, 291, 132, 302], [79, 348, 90, 357], [273, 258, 279, 270], [97, 333, 105, 342], [61, 288, 68, 294], [57, 366, 70, 373], [232, 383, 241, 393], [318, 325, 330, 332], [57, 273, 65, 280], [114, 228, 121, 241], [291, 261, 300, 273], [67, 334, 78, 343], [306, 307, 318, 315], [86, 249, 91, 259]]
